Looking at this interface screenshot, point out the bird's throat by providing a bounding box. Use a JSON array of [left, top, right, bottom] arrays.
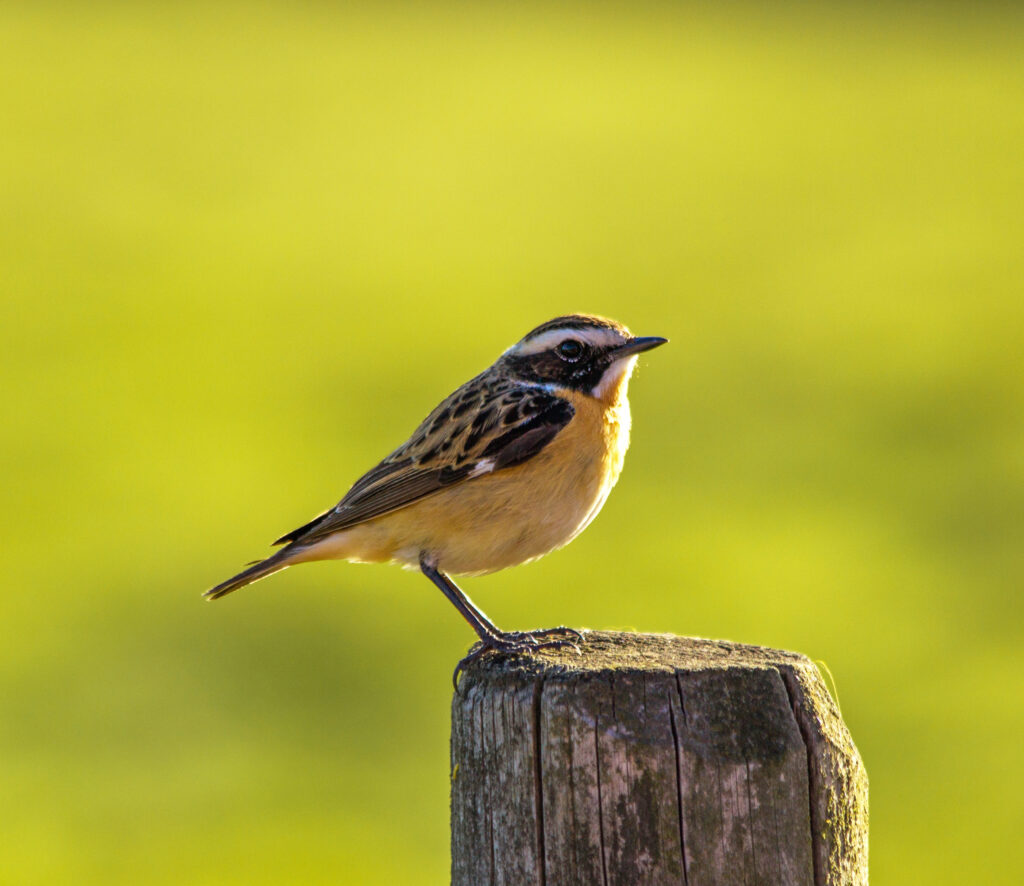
[[591, 355, 638, 406]]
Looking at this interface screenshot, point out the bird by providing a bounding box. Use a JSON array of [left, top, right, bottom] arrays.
[[205, 314, 667, 679]]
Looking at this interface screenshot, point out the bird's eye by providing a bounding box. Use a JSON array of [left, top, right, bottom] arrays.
[[557, 339, 584, 361]]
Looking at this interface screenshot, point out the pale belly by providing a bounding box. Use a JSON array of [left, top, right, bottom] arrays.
[[303, 396, 632, 576]]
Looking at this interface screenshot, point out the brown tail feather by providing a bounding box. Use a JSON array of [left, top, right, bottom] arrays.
[[204, 546, 299, 600]]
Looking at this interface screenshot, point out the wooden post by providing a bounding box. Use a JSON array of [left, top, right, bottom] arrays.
[[450, 631, 867, 886]]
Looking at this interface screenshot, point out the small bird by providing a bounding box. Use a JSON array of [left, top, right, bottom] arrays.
[[205, 314, 666, 677]]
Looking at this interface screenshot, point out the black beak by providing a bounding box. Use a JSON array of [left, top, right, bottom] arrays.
[[611, 336, 669, 360]]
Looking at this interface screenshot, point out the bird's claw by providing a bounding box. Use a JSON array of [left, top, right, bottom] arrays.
[[452, 628, 585, 689], [502, 626, 584, 646]]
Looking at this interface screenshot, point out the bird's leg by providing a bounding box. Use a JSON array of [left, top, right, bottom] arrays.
[[419, 555, 504, 644], [419, 555, 582, 687], [420, 556, 578, 649]]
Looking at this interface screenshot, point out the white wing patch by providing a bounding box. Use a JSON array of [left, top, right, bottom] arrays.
[[468, 458, 496, 478]]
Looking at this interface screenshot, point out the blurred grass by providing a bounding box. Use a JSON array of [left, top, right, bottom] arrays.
[[1, 1, 1022, 882]]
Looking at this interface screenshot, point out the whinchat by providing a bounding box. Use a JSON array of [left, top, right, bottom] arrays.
[[206, 314, 667, 676]]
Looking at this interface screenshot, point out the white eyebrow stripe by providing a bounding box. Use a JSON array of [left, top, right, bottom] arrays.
[[511, 326, 624, 356]]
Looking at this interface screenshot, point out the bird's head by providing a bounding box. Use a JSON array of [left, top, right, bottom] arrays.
[[500, 314, 667, 402]]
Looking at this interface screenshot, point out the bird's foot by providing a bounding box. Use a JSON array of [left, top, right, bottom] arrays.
[[452, 627, 584, 689], [498, 626, 584, 646]]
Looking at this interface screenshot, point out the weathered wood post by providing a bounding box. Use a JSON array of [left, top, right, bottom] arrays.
[[451, 632, 867, 886]]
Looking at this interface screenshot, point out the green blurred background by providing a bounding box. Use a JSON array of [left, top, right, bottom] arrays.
[[2, 2, 1022, 883]]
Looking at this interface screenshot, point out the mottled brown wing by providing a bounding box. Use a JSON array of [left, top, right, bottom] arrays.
[[273, 381, 574, 547]]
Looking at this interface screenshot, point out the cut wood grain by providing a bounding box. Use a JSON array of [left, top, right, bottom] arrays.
[[450, 632, 867, 886]]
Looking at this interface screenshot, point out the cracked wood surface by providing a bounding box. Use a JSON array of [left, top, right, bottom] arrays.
[[450, 632, 867, 886]]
